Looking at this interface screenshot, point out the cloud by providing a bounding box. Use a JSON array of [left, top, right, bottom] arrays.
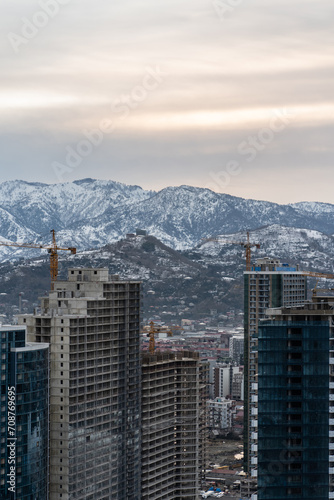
[[0, 0, 333, 202]]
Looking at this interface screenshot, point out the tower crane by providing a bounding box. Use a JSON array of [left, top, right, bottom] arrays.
[[148, 321, 157, 354], [0, 229, 76, 290], [203, 231, 260, 271], [300, 271, 334, 297]]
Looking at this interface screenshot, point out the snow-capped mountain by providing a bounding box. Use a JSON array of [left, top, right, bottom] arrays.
[[196, 225, 334, 275], [1, 227, 334, 322], [0, 178, 334, 262]]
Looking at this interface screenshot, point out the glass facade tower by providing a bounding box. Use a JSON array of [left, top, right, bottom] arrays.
[[244, 258, 307, 476], [0, 326, 49, 500], [257, 298, 333, 500]]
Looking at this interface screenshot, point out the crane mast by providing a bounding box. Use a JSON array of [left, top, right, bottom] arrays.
[[148, 321, 156, 355], [0, 229, 76, 290], [203, 231, 260, 271]]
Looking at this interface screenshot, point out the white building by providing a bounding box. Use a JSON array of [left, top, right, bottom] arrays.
[[207, 397, 234, 432]]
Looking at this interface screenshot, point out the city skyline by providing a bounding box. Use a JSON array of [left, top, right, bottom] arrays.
[[1, 1, 334, 203]]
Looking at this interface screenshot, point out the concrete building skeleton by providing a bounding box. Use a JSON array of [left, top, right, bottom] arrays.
[[19, 268, 141, 500], [141, 351, 207, 499]]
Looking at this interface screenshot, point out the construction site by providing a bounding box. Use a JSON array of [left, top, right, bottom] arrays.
[[3, 228, 334, 499]]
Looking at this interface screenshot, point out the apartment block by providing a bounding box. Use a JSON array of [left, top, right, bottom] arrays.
[[19, 268, 141, 500], [257, 296, 334, 499], [213, 363, 242, 399], [244, 258, 307, 474], [207, 397, 233, 433], [229, 334, 244, 365], [141, 351, 204, 499]]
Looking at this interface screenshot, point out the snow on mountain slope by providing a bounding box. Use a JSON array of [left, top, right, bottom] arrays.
[[197, 225, 334, 274], [290, 201, 334, 215], [0, 178, 334, 262]]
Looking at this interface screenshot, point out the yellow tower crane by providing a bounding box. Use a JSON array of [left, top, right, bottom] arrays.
[[0, 229, 76, 290], [300, 271, 334, 297], [148, 321, 157, 354], [203, 231, 260, 271]]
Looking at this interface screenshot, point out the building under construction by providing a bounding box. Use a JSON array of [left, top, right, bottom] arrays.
[[141, 351, 207, 499], [19, 268, 141, 500]]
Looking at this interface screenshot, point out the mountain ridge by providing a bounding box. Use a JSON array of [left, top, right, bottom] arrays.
[[0, 178, 334, 260]]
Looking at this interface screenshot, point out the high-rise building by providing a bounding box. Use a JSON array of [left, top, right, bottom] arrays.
[[20, 268, 141, 500], [231, 368, 244, 401], [229, 334, 244, 365], [244, 258, 307, 474], [0, 326, 49, 499], [141, 351, 205, 499], [257, 296, 334, 499], [213, 363, 243, 400]]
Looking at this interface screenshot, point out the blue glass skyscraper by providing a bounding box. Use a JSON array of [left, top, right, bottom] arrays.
[[0, 326, 49, 500], [244, 258, 307, 474], [257, 297, 333, 499]]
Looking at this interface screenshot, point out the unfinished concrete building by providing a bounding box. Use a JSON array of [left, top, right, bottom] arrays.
[[19, 268, 141, 500], [141, 351, 205, 499]]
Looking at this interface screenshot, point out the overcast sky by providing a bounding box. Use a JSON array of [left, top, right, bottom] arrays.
[[1, 0, 333, 203]]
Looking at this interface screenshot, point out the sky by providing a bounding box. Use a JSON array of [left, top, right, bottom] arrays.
[[1, 0, 334, 204]]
